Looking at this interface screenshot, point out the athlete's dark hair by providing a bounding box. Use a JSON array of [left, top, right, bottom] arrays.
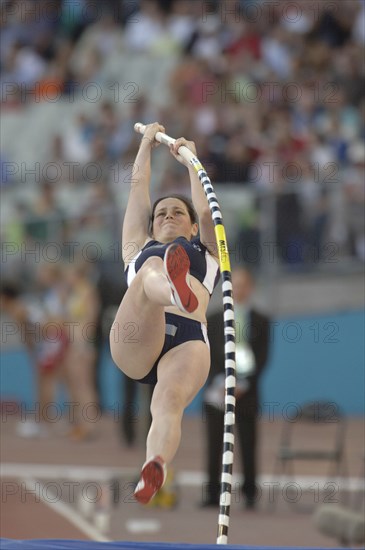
[[150, 194, 198, 228]]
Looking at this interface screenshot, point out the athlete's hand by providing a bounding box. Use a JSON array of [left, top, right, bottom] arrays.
[[141, 122, 165, 148], [170, 137, 197, 166]]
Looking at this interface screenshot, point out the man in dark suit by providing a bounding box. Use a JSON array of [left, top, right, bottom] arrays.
[[202, 267, 271, 509]]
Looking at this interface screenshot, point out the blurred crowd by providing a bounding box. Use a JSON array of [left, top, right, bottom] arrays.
[[1, 0, 364, 273], [0, 0, 364, 448], [1, 258, 101, 441]]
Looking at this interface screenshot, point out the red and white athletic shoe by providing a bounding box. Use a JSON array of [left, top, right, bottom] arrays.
[[164, 243, 198, 313], [134, 455, 167, 505]]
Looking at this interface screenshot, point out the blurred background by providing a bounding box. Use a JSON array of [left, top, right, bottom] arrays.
[[1, 0, 364, 415], [0, 0, 364, 546]]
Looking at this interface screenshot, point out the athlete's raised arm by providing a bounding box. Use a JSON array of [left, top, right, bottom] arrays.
[[122, 122, 165, 264], [169, 138, 218, 258]]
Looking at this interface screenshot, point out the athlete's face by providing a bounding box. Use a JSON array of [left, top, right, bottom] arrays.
[[152, 198, 198, 242]]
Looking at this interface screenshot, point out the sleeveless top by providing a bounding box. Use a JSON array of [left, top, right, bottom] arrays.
[[124, 236, 220, 295]]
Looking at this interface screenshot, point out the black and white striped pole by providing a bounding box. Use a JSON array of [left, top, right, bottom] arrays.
[[134, 123, 237, 545]]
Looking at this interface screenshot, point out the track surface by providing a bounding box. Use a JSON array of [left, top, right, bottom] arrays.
[[1, 414, 364, 547]]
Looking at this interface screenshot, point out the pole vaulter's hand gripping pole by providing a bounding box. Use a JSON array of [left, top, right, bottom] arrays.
[[135, 123, 237, 545]]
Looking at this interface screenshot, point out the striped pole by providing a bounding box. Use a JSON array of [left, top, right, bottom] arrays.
[[134, 123, 237, 545]]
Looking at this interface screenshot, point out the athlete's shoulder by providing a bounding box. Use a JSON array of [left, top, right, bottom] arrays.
[[189, 237, 205, 252], [142, 238, 160, 249]]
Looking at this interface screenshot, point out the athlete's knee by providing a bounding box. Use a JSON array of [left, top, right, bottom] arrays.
[[151, 385, 185, 416], [109, 329, 125, 370], [109, 342, 122, 370], [139, 256, 164, 281], [141, 256, 163, 270]]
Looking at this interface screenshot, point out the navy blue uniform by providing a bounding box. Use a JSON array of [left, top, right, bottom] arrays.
[[125, 236, 220, 295], [124, 236, 219, 385]]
